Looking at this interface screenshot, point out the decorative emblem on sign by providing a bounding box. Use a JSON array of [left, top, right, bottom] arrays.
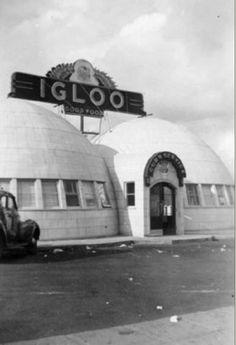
[[46, 59, 116, 89], [69, 60, 99, 85], [144, 151, 186, 187]]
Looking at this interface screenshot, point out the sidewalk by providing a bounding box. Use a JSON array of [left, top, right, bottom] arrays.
[[4, 306, 234, 345], [38, 233, 234, 249]]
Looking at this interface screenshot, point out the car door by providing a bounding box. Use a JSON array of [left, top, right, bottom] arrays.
[[1, 195, 15, 238], [1, 196, 11, 229]]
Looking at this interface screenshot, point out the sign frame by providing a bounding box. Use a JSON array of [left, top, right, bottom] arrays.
[[9, 72, 146, 117]]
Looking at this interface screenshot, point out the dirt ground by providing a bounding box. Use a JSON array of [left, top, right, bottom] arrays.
[[0, 238, 234, 343]]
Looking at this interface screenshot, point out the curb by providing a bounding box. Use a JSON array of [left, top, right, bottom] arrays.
[[172, 237, 212, 244], [36, 235, 233, 251]]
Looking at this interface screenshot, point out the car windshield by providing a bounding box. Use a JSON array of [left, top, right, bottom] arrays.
[[8, 197, 15, 209], [0, 196, 7, 208], [0, 195, 16, 210]]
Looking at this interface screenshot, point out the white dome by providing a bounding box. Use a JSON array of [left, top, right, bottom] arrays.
[[94, 116, 232, 184], [0, 98, 107, 180]]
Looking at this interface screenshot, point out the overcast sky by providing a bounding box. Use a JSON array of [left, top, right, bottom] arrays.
[[0, 0, 234, 174]]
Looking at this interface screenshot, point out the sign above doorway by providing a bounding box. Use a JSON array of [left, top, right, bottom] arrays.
[[144, 151, 186, 187]]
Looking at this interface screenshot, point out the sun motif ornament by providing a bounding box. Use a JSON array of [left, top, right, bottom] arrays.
[[46, 59, 116, 89], [157, 160, 169, 174]]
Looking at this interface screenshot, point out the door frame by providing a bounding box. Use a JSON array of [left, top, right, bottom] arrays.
[[149, 181, 176, 235]]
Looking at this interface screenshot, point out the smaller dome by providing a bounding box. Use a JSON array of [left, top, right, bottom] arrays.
[[94, 116, 232, 184]]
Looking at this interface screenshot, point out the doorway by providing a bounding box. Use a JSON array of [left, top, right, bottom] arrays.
[[150, 182, 176, 235]]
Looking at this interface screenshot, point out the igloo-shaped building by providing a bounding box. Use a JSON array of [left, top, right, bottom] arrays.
[[94, 116, 234, 237], [0, 98, 233, 240], [0, 99, 118, 240]]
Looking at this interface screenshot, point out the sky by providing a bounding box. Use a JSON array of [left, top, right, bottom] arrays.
[[0, 0, 234, 174]]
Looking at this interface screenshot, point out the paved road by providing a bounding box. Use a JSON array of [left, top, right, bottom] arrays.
[[0, 239, 234, 344]]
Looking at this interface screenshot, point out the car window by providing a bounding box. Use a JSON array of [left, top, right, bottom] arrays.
[[8, 197, 15, 209], [0, 196, 7, 208]]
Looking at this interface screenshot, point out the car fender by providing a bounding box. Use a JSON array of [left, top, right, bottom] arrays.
[[0, 222, 7, 246], [17, 219, 40, 243]]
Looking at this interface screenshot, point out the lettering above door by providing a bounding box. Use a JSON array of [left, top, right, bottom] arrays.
[[144, 151, 186, 187]]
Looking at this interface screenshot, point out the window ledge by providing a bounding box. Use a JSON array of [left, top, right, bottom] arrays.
[[19, 207, 113, 211], [185, 205, 234, 209]]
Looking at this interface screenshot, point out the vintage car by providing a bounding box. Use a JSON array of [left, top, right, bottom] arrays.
[[0, 190, 40, 258]]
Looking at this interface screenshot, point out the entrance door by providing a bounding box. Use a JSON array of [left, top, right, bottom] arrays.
[[150, 182, 176, 235]]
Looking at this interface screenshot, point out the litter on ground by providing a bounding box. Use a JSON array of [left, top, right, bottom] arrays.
[[170, 315, 182, 323], [53, 248, 64, 254]]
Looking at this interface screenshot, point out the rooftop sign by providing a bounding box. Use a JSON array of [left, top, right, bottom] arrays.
[[8, 59, 146, 117]]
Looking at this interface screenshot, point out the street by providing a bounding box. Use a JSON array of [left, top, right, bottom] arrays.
[[0, 238, 234, 344]]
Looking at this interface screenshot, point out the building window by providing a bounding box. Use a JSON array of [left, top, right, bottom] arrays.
[[42, 180, 59, 208], [0, 179, 10, 192], [215, 185, 227, 206], [63, 180, 80, 207], [185, 184, 200, 206], [125, 182, 135, 206], [226, 185, 234, 205], [17, 180, 36, 208], [202, 184, 216, 206], [97, 182, 111, 207], [82, 181, 97, 208]]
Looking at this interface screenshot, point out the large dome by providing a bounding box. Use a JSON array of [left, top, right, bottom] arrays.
[[0, 98, 106, 180], [0, 98, 118, 240], [94, 116, 233, 184]]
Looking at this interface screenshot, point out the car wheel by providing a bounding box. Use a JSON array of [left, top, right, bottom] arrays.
[[27, 241, 38, 255]]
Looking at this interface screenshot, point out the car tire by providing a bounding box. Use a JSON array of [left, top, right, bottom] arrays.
[[27, 241, 38, 255], [0, 234, 5, 259]]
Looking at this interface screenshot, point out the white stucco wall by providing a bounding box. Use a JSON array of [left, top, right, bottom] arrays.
[[184, 208, 234, 234], [20, 208, 118, 240]]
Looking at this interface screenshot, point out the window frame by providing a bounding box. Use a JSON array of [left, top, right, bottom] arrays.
[[17, 179, 36, 209], [225, 185, 234, 205], [201, 184, 217, 207], [81, 181, 98, 208], [96, 182, 111, 208], [42, 179, 60, 209], [185, 184, 200, 207], [215, 184, 227, 206], [124, 181, 135, 207], [63, 180, 81, 207]]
